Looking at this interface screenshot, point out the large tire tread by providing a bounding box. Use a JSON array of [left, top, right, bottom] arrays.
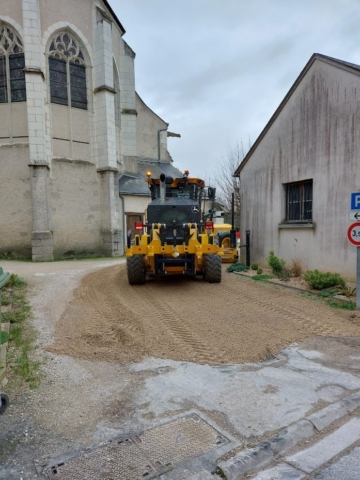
[[0, 393, 9, 415], [204, 254, 222, 283], [127, 255, 146, 285]]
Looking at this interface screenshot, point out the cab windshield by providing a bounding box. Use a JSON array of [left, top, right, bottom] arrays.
[[151, 182, 202, 200]]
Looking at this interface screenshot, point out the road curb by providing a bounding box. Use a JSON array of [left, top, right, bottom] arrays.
[[217, 390, 360, 479]]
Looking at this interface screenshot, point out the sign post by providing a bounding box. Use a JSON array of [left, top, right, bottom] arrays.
[[347, 222, 360, 309], [358, 248, 360, 310]]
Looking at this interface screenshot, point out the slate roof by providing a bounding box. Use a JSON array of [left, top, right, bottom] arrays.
[[234, 53, 360, 176], [119, 160, 183, 196]]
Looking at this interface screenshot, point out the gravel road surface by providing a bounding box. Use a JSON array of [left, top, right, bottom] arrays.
[[0, 259, 359, 479]]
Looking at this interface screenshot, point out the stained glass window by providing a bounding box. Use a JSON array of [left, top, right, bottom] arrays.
[[49, 57, 68, 105], [10, 53, 26, 102], [0, 55, 7, 103], [0, 23, 26, 104], [48, 32, 87, 110]]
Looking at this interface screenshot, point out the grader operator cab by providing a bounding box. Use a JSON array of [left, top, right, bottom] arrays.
[[125, 170, 237, 285]]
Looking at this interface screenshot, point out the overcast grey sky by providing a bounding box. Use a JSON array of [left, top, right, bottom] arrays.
[[111, 0, 360, 179]]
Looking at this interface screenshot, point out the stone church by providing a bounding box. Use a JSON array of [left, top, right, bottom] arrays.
[[0, 0, 180, 260]]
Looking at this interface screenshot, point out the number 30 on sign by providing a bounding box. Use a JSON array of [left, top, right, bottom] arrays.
[[348, 222, 360, 246]]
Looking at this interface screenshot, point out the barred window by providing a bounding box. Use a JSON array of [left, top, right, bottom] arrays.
[[48, 32, 87, 110], [285, 180, 313, 222], [0, 23, 26, 103]]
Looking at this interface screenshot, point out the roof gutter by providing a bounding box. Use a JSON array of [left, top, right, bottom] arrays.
[[119, 193, 126, 254]]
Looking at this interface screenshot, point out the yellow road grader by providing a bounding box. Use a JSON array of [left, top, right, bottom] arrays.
[[125, 171, 238, 284]]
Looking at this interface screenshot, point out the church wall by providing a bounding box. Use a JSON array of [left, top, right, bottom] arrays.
[[136, 94, 170, 162], [0, 144, 32, 257], [0, 94, 28, 144], [0, 1, 168, 259], [49, 159, 103, 257], [0, 4, 23, 26], [39, 0, 93, 45]]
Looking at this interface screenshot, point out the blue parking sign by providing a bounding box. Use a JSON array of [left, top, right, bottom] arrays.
[[351, 192, 360, 210]]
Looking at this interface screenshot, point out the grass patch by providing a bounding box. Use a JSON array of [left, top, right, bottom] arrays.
[[326, 299, 357, 310], [316, 288, 338, 298], [252, 274, 273, 281], [1, 275, 41, 389], [1, 330, 8, 344], [1, 294, 11, 306]]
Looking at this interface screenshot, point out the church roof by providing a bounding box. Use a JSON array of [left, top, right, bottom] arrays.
[[119, 160, 183, 196]]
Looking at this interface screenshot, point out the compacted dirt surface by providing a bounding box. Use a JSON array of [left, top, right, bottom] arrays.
[[49, 263, 360, 365], [1, 259, 360, 480]]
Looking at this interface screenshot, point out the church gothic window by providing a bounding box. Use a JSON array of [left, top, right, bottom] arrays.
[[0, 23, 26, 103], [48, 32, 87, 110]]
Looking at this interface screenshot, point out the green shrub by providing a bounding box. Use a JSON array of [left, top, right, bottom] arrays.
[[267, 250, 286, 276], [251, 263, 258, 271], [304, 270, 345, 290], [4, 273, 26, 288], [227, 263, 248, 273], [257, 268, 263, 274]]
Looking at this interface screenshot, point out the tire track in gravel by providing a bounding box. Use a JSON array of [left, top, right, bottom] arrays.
[[112, 269, 224, 364], [134, 284, 227, 364]]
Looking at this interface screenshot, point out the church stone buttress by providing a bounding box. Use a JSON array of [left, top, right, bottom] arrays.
[[22, 0, 54, 261], [94, 7, 121, 256]]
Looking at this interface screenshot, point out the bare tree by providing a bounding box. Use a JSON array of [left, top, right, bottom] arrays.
[[215, 141, 249, 216]]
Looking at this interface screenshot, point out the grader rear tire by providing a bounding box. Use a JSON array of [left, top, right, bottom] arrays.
[[0, 393, 9, 415], [127, 255, 146, 285], [204, 254, 222, 283]]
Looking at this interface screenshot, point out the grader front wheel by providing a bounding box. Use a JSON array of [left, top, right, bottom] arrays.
[[0, 393, 9, 415], [204, 254, 222, 283], [127, 255, 146, 285]]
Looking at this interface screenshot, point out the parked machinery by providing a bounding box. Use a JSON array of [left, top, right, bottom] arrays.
[[125, 170, 237, 284], [213, 224, 239, 263]]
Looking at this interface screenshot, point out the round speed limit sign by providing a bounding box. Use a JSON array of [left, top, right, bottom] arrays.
[[348, 222, 360, 246]]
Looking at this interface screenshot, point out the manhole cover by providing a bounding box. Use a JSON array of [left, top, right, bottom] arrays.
[[47, 413, 230, 479]]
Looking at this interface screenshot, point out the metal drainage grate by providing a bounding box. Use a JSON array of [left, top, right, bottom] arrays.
[[47, 413, 229, 480]]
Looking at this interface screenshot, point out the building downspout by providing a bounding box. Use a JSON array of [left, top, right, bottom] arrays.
[[119, 193, 126, 253]]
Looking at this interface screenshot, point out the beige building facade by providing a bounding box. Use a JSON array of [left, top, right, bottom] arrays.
[[235, 54, 360, 280], [0, 0, 176, 260]]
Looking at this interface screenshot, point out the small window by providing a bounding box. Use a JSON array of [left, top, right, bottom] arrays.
[[0, 23, 26, 103], [285, 180, 312, 222], [48, 32, 87, 110]]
